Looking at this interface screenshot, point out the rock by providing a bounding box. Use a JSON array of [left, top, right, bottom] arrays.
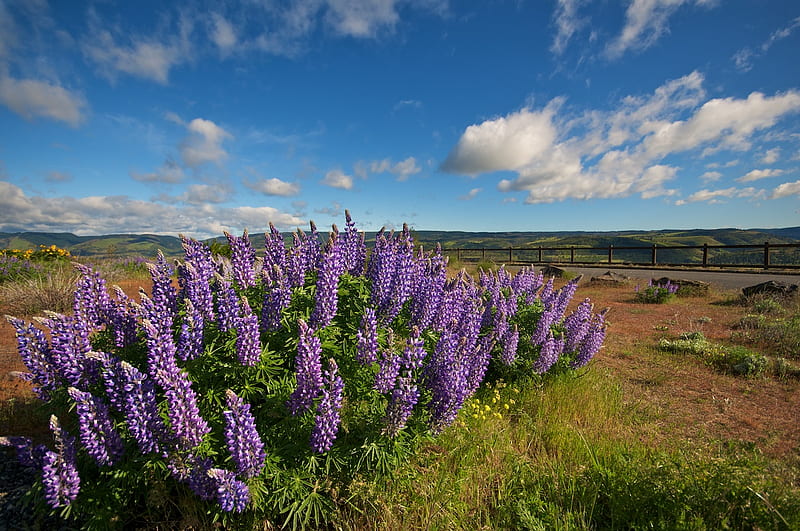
[[590, 271, 630, 285], [540, 265, 566, 278], [742, 280, 799, 298], [654, 277, 710, 295]]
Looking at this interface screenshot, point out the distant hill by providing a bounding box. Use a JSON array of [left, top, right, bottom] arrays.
[[1, 227, 798, 266]]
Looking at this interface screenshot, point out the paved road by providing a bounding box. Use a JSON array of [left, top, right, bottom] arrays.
[[538, 265, 799, 291]]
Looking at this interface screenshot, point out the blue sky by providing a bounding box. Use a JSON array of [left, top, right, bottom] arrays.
[[1, 0, 799, 239]]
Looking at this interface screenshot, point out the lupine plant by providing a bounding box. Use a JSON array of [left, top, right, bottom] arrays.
[[634, 278, 680, 303], [2, 211, 607, 529]]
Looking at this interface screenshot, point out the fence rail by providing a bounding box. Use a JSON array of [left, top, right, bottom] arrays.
[[441, 242, 800, 269]]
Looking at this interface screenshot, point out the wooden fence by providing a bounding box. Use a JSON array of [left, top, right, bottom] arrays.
[[442, 242, 800, 269]]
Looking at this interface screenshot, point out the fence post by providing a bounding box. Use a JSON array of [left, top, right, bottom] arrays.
[[457, 248, 462, 262], [538, 246, 542, 263], [608, 245, 613, 264], [702, 244, 708, 267], [570, 246, 575, 263], [509, 247, 513, 263], [764, 242, 770, 268], [651, 244, 657, 266]]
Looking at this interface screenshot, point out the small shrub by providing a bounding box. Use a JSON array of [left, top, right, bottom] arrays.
[[659, 333, 767, 378], [0, 255, 43, 283], [0, 265, 79, 315], [634, 279, 678, 304]]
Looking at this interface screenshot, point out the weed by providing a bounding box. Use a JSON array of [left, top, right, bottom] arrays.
[[0, 265, 78, 315]]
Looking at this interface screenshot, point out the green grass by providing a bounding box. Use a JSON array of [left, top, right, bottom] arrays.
[[337, 370, 800, 529]]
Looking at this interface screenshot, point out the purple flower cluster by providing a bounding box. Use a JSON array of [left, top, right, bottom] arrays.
[[178, 236, 215, 321], [310, 359, 344, 453], [341, 210, 367, 276], [223, 390, 266, 478], [72, 264, 111, 329], [225, 229, 257, 289], [177, 299, 204, 361], [7, 316, 57, 399], [264, 222, 287, 273], [235, 297, 262, 366], [356, 307, 379, 365], [309, 236, 346, 329], [207, 468, 250, 512], [261, 265, 292, 332], [67, 387, 124, 466], [214, 276, 239, 333], [287, 320, 323, 415], [41, 416, 80, 508]]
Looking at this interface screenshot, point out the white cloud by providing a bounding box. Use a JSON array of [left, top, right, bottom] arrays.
[[699, 171, 721, 183], [46, 171, 73, 183], [325, 0, 400, 38], [771, 180, 800, 199], [761, 148, 781, 164], [244, 177, 301, 197], [0, 75, 86, 126], [606, 0, 715, 59], [733, 16, 800, 72], [321, 169, 353, 189], [130, 159, 185, 184], [0, 180, 303, 238], [443, 72, 800, 204], [82, 10, 194, 84], [364, 156, 422, 181], [550, 0, 587, 55], [209, 13, 237, 55], [736, 168, 784, 183], [679, 186, 763, 204], [180, 118, 232, 168], [458, 187, 481, 200], [178, 183, 233, 205]]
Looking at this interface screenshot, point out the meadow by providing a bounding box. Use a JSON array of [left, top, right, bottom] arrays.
[[0, 225, 798, 530]]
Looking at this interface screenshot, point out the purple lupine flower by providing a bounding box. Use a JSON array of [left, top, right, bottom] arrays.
[[366, 228, 396, 315], [500, 324, 519, 365], [383, 371, 419, 437], [164, 375, 211, 451], [177, 298, 204, 361], [178, 236, 216, 321], [410, 246, 446, 330], [571, 309, 607, 368], [147, 251, 177, 330], [225, 229, 257, 289], [41, 416, 80, 508], [532, 332, 564, 374], [236, 297, 261, 366], [530, 302, 558, 347], [72, 264, 111, 329], [426, 327, 470, 433], [68, 387, 124, 466], [212, 276, 237, 333], [286, 233, 307, 288], [309, 235, 345, 329], [106, 286, 139, 348], [47, 314, 90, 389], [355, 307, 378, 365], [563, 298, 593, 352], [287, 320, 323, 415], [374, 330, 400, 393], [102, 359, 165, 454], [142, 319, 182, 389], [7, 317, 57, 400], [261, 265, 292, 332], [342, 210, 367, 276], [264, 222, 287, 273], [384, 226, 420, 321], [207, 468, 251, 512], [310, 358, 344, 453], [551, 277, 581, 322], [400, 327, 427, 371], [465, 335, 495, 396], [223, 390, 266, 478]]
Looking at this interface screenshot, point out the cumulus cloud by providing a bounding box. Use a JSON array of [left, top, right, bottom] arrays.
[[321, 169, 353, 189], [606, 0, 715, 59], [244, 177, 301, 196], [0, 180, 303, 238], [771, 180, 800, 199], [0, 75, 86, 126], [360, 156, 422, 181], [180, 118, 232, 167], [736, 168, 785, 183], [699, 171, 722, 183], [443, 71, 800, 204]]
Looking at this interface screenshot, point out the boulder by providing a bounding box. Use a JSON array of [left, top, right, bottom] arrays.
[[590, 271, 630, 285], [540, 265, 567, 278], [742, 280, 798, 299]]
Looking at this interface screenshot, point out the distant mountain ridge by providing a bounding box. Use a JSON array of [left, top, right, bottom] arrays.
[[1, 227, 798, 259]]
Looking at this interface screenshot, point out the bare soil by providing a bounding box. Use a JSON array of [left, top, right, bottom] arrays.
[[1, 278, 798, 460]]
